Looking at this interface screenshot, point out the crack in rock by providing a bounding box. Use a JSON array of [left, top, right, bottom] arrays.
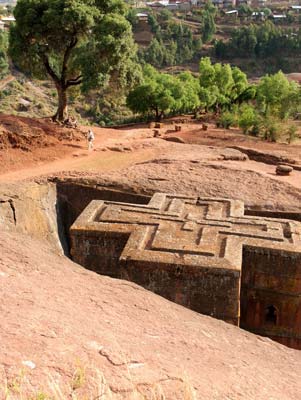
[[98, 348, 141, 368]]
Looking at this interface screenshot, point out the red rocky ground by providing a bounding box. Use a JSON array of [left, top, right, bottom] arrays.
[[1, 231, 301, 399]]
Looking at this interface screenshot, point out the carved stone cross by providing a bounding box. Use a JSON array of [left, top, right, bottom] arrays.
[[70, 193, 301, 347]]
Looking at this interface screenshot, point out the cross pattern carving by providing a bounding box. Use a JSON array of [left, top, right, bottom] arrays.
[[71, 193, 301, 271]]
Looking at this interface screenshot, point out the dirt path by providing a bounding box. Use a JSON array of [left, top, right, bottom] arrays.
[[1, 120, 300, 193], [0, 126, 157, 183]]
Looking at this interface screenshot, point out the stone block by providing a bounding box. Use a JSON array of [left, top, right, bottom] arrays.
[[276, 164, 293, 176]]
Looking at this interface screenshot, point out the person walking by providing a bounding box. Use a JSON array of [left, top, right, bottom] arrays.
[[87, 129, 95, 151]]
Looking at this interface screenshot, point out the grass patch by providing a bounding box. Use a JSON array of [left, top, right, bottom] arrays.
[[1, 365, 196, 400]]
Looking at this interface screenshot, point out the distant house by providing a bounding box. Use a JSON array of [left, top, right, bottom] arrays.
[[0, 15, 15, 29], [137, 12, 148, 21], [147, 0, 192, 10], [272, 14, 287, 21], [166, 2, 179, 9], [147, 0, 169, 7], [291, 5, 301, 12], [252, 11, 265, 20], [1, 16, 15, 23], [225, 9, 238, 17]]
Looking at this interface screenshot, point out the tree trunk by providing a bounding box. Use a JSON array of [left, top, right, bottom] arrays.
[[53, 85, 68, 122], [155, 110, 162, 122]]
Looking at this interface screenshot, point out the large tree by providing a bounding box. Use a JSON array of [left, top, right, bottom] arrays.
[[201, 1, 216, 43], [127, 65, 179, 121], [9, 0, 139, 122], [127, 65, 199, 121], [199, 57, 248, 111], [256, 71, 298, 119]]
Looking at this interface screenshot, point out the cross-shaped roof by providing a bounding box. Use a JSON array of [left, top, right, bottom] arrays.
[[71, 193, 301, 272]]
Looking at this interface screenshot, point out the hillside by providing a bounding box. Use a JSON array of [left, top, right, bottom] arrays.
[[0, 72, 92, 123], [0, 114, 85, 174]]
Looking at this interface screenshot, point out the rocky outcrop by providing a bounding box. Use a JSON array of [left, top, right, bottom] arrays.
[[230, 146, 301, 168], [0, 182, 67, 253]]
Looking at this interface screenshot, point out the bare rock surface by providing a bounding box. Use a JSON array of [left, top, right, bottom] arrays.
[[174, 123, 301, 166], [231, 146, 301, 167], [1, 231, 301, 399], [55, 158, 301, 211], [163, 136, 186, 143]]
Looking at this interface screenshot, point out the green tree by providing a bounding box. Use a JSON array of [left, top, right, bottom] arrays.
[[9, 0, 139, 122], [199, 57, 248, 111], [127, 65, 199, 121], [238, 4, 253, 18], [158, 9, 173, 23], [202, 2, 216, 43], [127, 8, 138, 27], [238, 104, 258, 134], [256, 71, 298, 118], [263, 8, 272, 17], [177, 71, 200, 113], [235, 84, 257, 104], [215, 21, 301, 60], [164, 40, 177, 66], [141, 17, 200, 67], [0, 31, 9, 78], [148, 14, 159, 34], [144, 38, 165, 67], [218, 110, 237, 129]]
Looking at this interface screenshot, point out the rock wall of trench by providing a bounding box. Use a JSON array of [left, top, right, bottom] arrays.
[[0, 181, 150, 255], [0, 182, 67, 253], [1, 179, 300, 257]]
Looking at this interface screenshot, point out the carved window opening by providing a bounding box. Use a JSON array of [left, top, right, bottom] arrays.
[[265, 305, 278, 325]]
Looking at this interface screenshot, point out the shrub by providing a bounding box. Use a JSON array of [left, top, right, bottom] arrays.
[[238, 105, 258, 134], [287, 125, 298, 144], [217, 111, 237, 129], [262, 119, 281, 142]]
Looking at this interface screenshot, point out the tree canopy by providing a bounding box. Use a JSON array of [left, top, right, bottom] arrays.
[[256, 71, 299, 118], [215, 21, 301, 59], [9, 0, 140, 121], [199, 57, 248, 111], [137, 13, 202, 68], [0, 31, 9, 78], [201, 1, 216, 43], [126, 65, 200, 121]]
